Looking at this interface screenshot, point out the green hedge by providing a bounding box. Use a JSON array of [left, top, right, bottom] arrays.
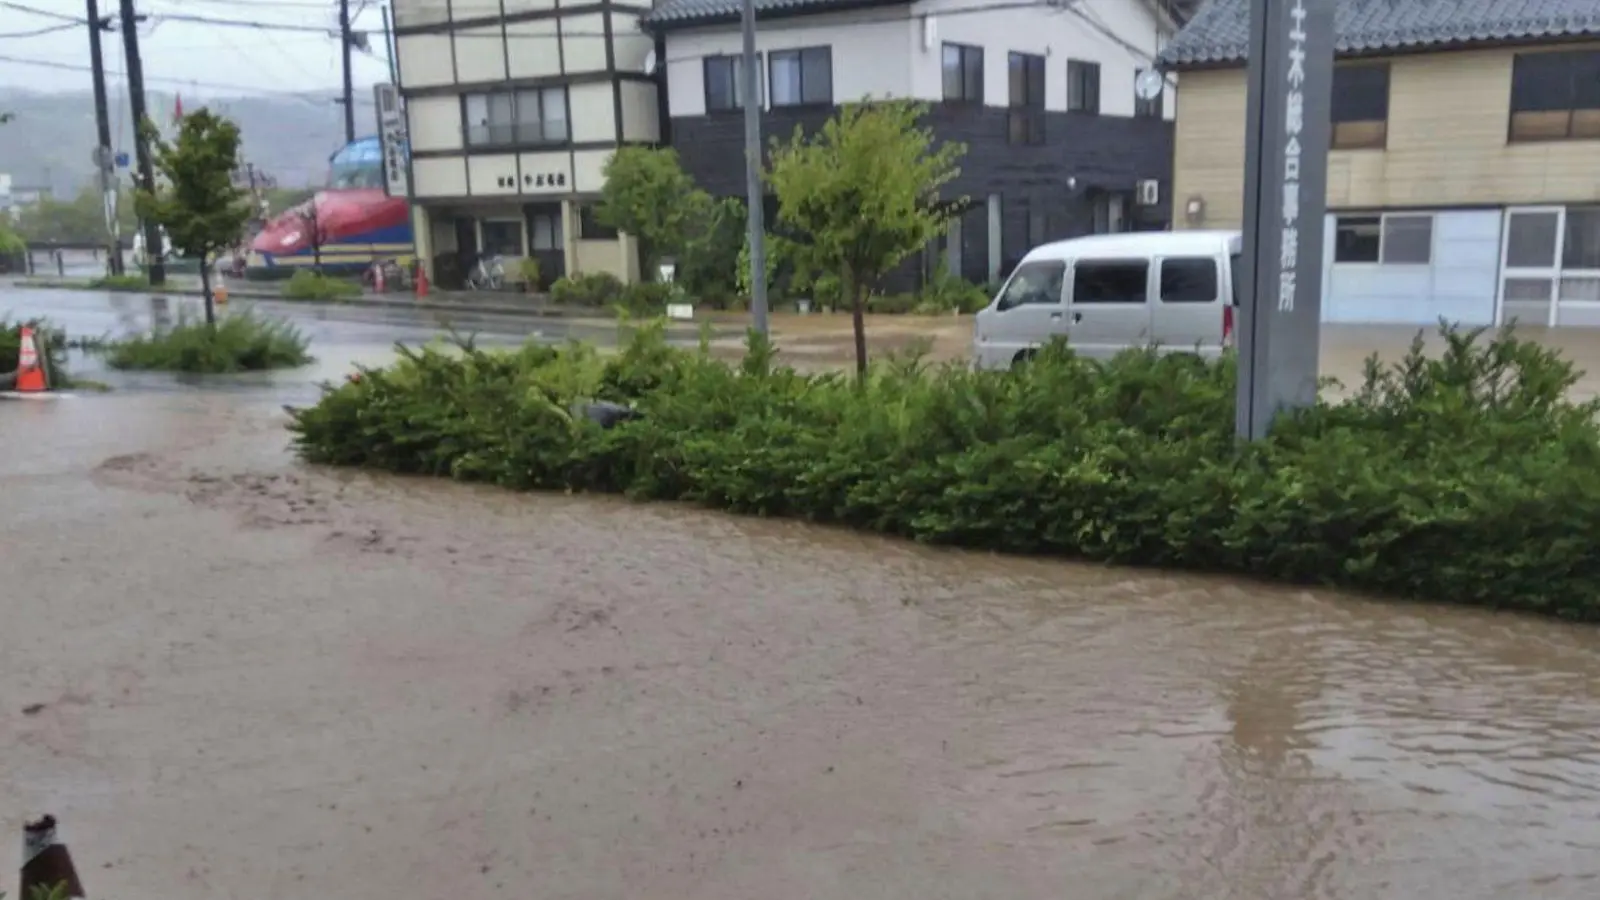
[[282, 270, 361, 301], [106, 311, 313, 373], [287, 323, 1600, 620]]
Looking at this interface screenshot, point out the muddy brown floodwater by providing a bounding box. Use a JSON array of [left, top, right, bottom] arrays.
[[6, 391, 1600, 900]]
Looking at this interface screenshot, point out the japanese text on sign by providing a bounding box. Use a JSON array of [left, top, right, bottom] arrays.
[[1278, 0, 1308, 312]]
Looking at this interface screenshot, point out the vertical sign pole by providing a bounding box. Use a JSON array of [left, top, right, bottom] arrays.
[[1236, 0, 1334, 439]]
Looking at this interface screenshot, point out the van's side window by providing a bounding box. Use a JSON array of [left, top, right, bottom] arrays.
[[995, 260, 1066, 309], [1159, 257, 1219, 303], [1073, 259, 1147, 304]]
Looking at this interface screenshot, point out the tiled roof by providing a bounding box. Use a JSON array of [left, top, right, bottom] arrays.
[[1158, 0, 1600, 68], [642, 0, 906, 30], [642, 0, 1203, 32]]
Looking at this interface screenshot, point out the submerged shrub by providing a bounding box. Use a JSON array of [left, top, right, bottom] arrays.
[[287, 323, 1600, 620], [0, 318, 72, 384], [106, 310, 313, 373]]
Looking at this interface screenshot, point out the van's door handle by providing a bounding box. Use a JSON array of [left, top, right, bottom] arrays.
[[1072, 312, 1083, 323], [1049, 311, 1062, 320]]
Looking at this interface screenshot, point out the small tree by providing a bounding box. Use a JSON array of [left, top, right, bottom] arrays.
[[596, 146, 711, 278], [767, 101, 965, 374], [134, 109, 252, 325]]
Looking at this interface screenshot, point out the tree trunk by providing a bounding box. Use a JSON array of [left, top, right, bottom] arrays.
[[199, 254, 216, 326], [849, 268, 868, 377]]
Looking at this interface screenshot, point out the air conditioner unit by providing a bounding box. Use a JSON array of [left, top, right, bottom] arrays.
[[1136, 179, 1160, 206]]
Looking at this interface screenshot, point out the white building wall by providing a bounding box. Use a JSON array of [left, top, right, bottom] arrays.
[[910, 0, 1174, 118], [664, 13, 918, 117], [1322, 209, 1501, 325], [661, 0, 1174, 119]]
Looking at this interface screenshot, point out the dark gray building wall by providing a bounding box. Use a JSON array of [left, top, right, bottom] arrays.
[[669, 102, 1174, 290]]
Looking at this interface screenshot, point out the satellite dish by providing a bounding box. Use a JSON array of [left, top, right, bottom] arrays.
[[643, 48, 658, 76], [1134, 69, 1165, 101]]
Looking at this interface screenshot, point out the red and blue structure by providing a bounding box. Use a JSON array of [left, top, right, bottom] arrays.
[[246, 137, 414, 280]]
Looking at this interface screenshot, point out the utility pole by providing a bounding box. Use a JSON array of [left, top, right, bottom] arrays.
[[339, 0, 356, 142], [380, 2, 399, 86], [86, 0, 123, 275], [738, 0, 768, 334], [119, 0, 164, 285]]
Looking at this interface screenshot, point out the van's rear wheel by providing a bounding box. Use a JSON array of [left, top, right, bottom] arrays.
[[1011, 349, 1037, 369]]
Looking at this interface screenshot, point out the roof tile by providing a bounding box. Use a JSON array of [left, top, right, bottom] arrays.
[[1157, 0, 1600, 68]]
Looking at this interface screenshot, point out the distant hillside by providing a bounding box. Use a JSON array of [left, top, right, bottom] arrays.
[[0, 87, 365, 197]]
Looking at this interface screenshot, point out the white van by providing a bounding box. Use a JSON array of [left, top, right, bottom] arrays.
[[972, 230, 1241, 370]]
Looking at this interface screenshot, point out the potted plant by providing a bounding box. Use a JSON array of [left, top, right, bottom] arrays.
[[518, 257, 542, 293]]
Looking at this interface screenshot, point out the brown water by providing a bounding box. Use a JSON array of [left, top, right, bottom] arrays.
[[5, 391, 1600, 900]]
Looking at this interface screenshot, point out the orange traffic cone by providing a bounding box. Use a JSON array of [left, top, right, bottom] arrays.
[[21, 815, 86, 898], [14, 325, 48, 393], [414, 264, 429, 298]]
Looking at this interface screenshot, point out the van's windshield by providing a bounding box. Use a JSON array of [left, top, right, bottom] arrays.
[[1229, 252, 1242, 306]]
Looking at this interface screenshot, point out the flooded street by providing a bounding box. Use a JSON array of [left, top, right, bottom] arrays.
[[6, 290, 1600, 898]]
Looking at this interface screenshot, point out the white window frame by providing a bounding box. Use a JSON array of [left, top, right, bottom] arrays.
[[1498, 205, 1600, 326]]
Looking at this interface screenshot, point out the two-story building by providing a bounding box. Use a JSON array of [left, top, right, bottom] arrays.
[[392, 0, 662, 285], [1160, 0, 1600, 327], [643, 0, 1182, 286]]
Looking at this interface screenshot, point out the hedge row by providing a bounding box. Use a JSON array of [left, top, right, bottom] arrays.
[[287, 324, 1600, 620]]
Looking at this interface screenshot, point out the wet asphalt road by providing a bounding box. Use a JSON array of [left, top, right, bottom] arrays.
[[1, 283, 686, 402]]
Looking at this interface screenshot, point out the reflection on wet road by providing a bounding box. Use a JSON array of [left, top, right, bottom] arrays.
[[2, 285, 699, 399], [4, 288, 1600, 900]]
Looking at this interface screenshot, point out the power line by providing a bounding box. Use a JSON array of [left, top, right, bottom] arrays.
[[0, 0, 83, 23], [0, 22, 79, 38], [0, 50, 374, 101]]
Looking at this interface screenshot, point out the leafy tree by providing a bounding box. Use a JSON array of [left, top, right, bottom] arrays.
[[0, 222, 24, 256], [12, 186, 140, 244], [135, 109, 252, 325], [767, 101, 965, 374], [597, 146, 712, 278]]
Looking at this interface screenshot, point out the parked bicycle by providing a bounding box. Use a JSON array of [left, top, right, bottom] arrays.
[[465, 254, 506, 291]]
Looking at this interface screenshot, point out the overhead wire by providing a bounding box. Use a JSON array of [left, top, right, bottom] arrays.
[[0, 21, 80, 38], [0, 50, 371, 102]]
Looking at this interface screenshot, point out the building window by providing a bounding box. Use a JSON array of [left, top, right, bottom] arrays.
[[464, 87, 567, 147], [1333, 215, 1381, 262], [480, 219, 524, 257], [769, 47, 832, 107], [1564, 207, 1600, 269], [1159, 257, 1219, 303], [529, 210, 562, 251], [1381, 214, 1432, 264], [1134, 68, 1163, 118], [1331, 64, 1389, 149], [1333, 213, 1433, 264], [942, 43, 984, 103], [704, 53, 762, 112], [1067, 59, 1100, 113], [578, 204, 618, 240], [1509, 49, 1600, 141], [1073, 259, 1148, 303], [1007, 52, 1045, 144]]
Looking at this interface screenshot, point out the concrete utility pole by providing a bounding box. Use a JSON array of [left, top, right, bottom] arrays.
[[119, 0, 165, 285], [339, 0, 356, 143], [738, 0, 768, 335], [1235, 0, 1333, 439], [86, 0, 123, 275]]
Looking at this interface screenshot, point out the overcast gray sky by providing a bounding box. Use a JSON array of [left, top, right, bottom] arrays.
[[1, 0, 392, 97]]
